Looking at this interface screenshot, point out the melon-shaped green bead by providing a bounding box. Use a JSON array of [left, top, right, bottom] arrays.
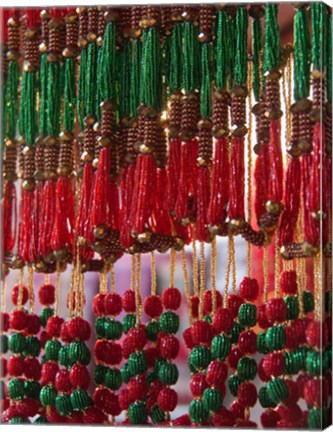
[[121, 362, 134, 383], [95, 317, 107, 338], [238, 303, 257, 327], [8, 378, 25, 400], [150, 404, 165, 424], [202, 387, 223, 412], [0, 381, 5, 399], [45, 339, 61, 361], [40, 385, 57, 407], [146, 371, 158, 385], [40, 307, 54, 327], [24, 336, 41, 357], [237, 356, 257, 381], [158, 362, 178, 385], [154, 357, 167, 374], [159, 311, 179, 334], [56, 394, 73, 416], [267, 378, 288, 405], [228, 374, 242, 396], [204, 315, 212, 324], [0, 334, 8, 354], [9, 333, 26, 354], [104, 368, 122, 391], [306, 350, 323, 377], [69, 341, 91, 365], [9, 417, 25, 424], [265, 325, 286, 351], [323, 347, 331, 372], [34, 416, 48, 424], [302, 291, 314, 313], [308, 407, 328, 429], [128, 351, 147, 375], [284, 295, 299, 320], [24, 379, 41, 399], [189, 345, 211, 371], [284, 351, 299, 375], [128, 401, 147, 424], [94, 364, 108, 385], [70, 388, 90, 411], [231, 322, 244, 344], [104, 319, 122, 340], [293, 346, 309, 371], [146, 320, 160, 342], [122, 314, 136, 334], [257, 332, 269, 354], [259, 386, 276, 408], [211, 334, 231, 361], [58, 345, 71, 367], [189, 399, 209, 424]]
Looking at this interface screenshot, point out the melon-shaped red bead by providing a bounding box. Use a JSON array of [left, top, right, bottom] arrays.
[[128, 376, 148, 401], [227, 346, 242, 370], [258, 358, 270, 382], [60, 321, 73, 344], [304, 378, 324, 407], [118, 389, 132, 411], [277, 403, 302, 424], [239, 277, 259, 301], [16, 398, 40, 418], [25, 313, 41, 335], [149, 379, 164, 399], [1, 357, 8, 377], [190, 295, 199, 318], [1, 312, 10, 332], [94, 339, 109, 363], [190, 372, 208, 397], [126, 326, 147, 351], [190, 320, 212, 345], [105, 342, 122, 366], [280, 270, 298, 295], [257, 304, 270, 329], [262, 352, 285, 377], [261, 410, 280, 428], [9, 309, 27, 331], [206, 360, 228, 386], [11, 285, 29, 306], [237, 382, 257, 407], [284, 325, 297, 350], [285, 379, 299, 405], [38, 284, 55, 306], [46, 315, 64, 338], [144, 295, 163, 318], [238, 330, 257, 354], [266, 298, 287, 323], [182, 327, 194, 349], [41, 361, 59, 385], [227, 295, 244, 318], [296, 373, 310, 399], [104, 292, 122, 316], [305, 320, 328, 348], [157, 387, 178, 412], [229, 400, 246, 420], [93, 293, 106, 316], [122, 290, 136, 313], [69, 363, 90, 390], [55, 368, 72, 393], [24, 357, 41, 380], [40, 330, 51, 348], [203, 290, 223, 315], [94, 387, 121, 416], [291, 318, 307, 345], [83, 406, 107, 424], [212, 307, 234, 334], [145, 346, 159, 368], [8, 356, 25, 377], [162, 287, 181, 310], [67, 317, 91, 341], [160, 334, 180, 359]]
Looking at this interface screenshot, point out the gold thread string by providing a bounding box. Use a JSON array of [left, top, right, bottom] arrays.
[[135, 253, 142, 327], [198, 242, 205, 320], [79, 271, 84, 318], [210, 237, 217, 316], [247, 60, 253, 278], [263, 246, 269, 303], [181, 248, 193, 325], [192, 235, 199, 296], [151, 251, 156, 297], [274, 234, 281, 298], [314, 253, 322, 322], [294, 184, 305, 316], [230, 235, 237, 294], [17, 268, 24, 309], [131, 254, 136, 291], [223, 235, 232, 308], [44, 274, 50, 285], [55, 265, 61, 317], [28, 266, 34, 313], [100, 268, 108, 295], [169, 248, 176, 288], [110, 263, 115, 294], [69, 264, 75, 318]]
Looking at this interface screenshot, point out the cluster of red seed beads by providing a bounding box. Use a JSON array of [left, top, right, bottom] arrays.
[[92, 291, 123, 421]]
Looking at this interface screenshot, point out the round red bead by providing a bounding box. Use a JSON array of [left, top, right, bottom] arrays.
[[266, 298, 287, 323], [69, 364, 90, 390], [126, 326, 147, 351], [227, 295, 244, 318], [16, 398, 40, 418], [280, 270, 298, 295], [106, 342, 122, 366], [93, 293, 106, 316], [203, 290, 223, 315], [83, 406, 107, 424], [149, 379, 164, 399], [60, 321, 73, 344], [190, 320, 211, 345], [67, 317, 91, 341], [144, 295, 163, 318], [258, 358, 270, 382], [227, 346, 242, 370], [190, 372, 208, 397], [304, 378, 323, 406], [128, 376, 148, 401], [261, 410, 280, 428], [11, 285, 29, 306], [94, 387, 121, 416], [104, 292, 122, 316], [9, 309, 27, 331], [1, 312, 10, 332], [237, 382, 257, 407], [291, 318, 307, 345], [46, 315, 64, 338], [118, 389, 131, 410], [285, 379, 299, 405], [67, 410, 83, 424], [157, 387, 178, 411], [1, 358, 7, 377], [257, 304, 270, 329], [284, 325, 297, 350], [40, 330, 51, 348], [55, 369, 72, 393], [277, 403, 302, 424], [306, 320, 328, 348], [206, 360, 228, 386], [162, 287, 181, 310], [144, 346, 159, 368], [238, 329, 257, 354], [229, 401, 245, 420], [212, 307, 234, 334], [190, 295, 199, 318], [122, 290, 136, 313], [24, 357, 41, 380], [182, 327, 194, 349], [41, 361, 59, 385], [160, 334, 180, 360], [25, 313, 41, 335], [38, 284, 55, 306], [296, 373, 310, 399], [8, 356, 25, 377], [239, 277, 259, 301], [262, 352, 285, 377]]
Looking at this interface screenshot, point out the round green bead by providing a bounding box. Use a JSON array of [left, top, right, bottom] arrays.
[[189, 345, 211, 371], [158, 362, 178, 385], [40, 385, 57, 407], [121, 362, 133, 383], [259, 386, 276, 408], [231, 322, 244, 344], [94, 364, 108, 385], [24, 380, 41, 399], [122, 314, 136, 334], [146, 320, 160, 342], [70, 388, 90, 411], [104, 319, 122, 340], [128, 401, 147, 424], [8, 378, 25, 400], [265, 325, 286, 352], [34, 416, 48, 424], [56, 394, 73, 416], [284, 351, 300, 375], [0, 334, 8, 354], [267, 378, 288, 405], [302, 291, 314, 314], [95, 317, 107, 338], [237, 356, 257, 381], [211, 334, 231, 361], [45, 339, 61, 361], [285, 295, 299, 320], [189, 399, 209, 424], [159, 311, 179, 334], [40, 307, 54, 327], [58, 345, 71, 367], [150, 404, 165, 424], [238, 303, 257, 327], [306, 350, 322, 377], [9, 333, 26, 354], [69, 341, 91, 365], [24, 336, 41, 357], [128, 351, 147, 375], [257, 332, 268, 354], [104, 368, 122, 391], [293, 346, 308, 371], [202, 387, 223, 412], [308, 407, 328, 429], [228, 374, 242, 397], [9, 417, 26, 424], [154, 357, 167, 374]]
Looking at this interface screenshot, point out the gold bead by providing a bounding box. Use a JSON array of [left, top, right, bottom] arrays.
[[12, 256, 24, 269], [266, 200, 283, 215], [94, 225, 108, 239], [137, 231, 152, 243], [81, 151, 94, 162], [22, 179, 35, 191], [39, 42, 48, 53]]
